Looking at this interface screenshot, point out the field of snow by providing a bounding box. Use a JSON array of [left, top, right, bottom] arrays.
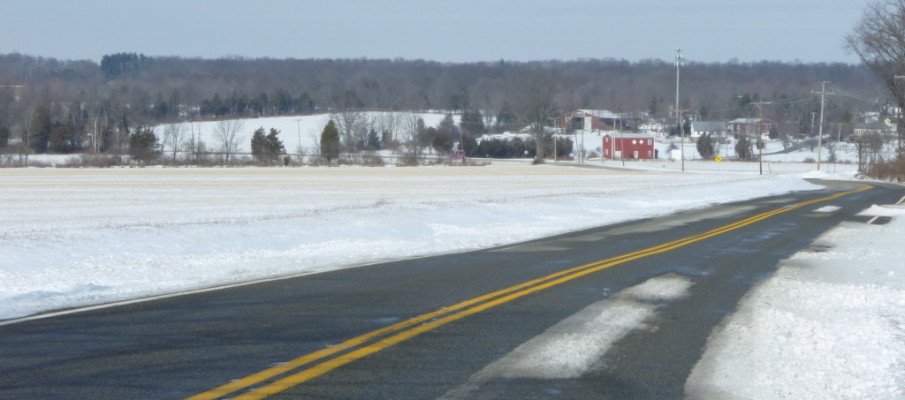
[[1, 163, 827, 320], [1, 149, 902, 397]]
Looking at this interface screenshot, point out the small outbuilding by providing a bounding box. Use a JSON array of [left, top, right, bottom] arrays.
[[602, 133, 656, 160]]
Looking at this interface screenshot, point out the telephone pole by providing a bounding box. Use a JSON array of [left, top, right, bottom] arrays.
[[752, 101, 772, 175], [675, 48, 684, 172], [812, 81, 833, 171]]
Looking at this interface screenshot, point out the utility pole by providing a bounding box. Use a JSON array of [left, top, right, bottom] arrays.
[[752, 101, 772, 175], [675, 48, 684, 172], [580, 116, 585, 164], [295, 118, 302, 149], [812, 81, 833, 171], [190, 120, 196, 163], [93, 110, 101, 154], [835, 123, 841, 173], [619, 113, 625, 167]]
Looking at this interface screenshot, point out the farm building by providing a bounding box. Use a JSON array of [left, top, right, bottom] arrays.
[[560, 109, 623, 132], [602, 133, 656, 160], [728, 118, 776, 139]]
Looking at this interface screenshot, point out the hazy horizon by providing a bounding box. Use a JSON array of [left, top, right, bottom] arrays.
[[1, 0, 867, 65]]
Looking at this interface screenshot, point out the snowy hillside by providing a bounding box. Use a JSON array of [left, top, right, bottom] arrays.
[[153, 112, 454, 155]]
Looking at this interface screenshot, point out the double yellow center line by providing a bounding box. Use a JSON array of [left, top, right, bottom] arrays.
[[189, 183, 871, 400]]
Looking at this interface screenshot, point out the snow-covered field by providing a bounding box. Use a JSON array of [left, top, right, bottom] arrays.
[[1, 162, 826, 321], [1, 149, 902, 397]]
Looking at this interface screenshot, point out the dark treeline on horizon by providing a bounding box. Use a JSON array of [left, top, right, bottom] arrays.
[[0, 52, 885, 154]]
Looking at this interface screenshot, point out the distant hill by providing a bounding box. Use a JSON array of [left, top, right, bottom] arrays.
[[0, 53, 884, 156]]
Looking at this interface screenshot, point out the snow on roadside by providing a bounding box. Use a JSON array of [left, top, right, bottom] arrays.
[[686, 203, 905, 399], [0, 165, 819, 321]]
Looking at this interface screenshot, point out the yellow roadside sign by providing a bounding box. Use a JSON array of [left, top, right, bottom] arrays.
[[715, 156, 723, 162]]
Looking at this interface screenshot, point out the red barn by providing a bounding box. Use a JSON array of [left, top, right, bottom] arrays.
[[602, 133, 656, 160]]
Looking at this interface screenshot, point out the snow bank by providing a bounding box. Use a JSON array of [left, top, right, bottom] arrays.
[[687, 202, 905, 399]]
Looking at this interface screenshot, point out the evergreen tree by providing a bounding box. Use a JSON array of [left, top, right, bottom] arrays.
[[265, 128, 285, 162], [297, 92, 316, 113], [252, 127, 286, 164], [251, 127, 267, 163], [415, 118, 426, 138], [100, 52, 151, 80], [251, 93, 268, 116], [274, 90, 294, 114], [432, 129, 453, 154], [495, 103, 518, 132], [462, 133, 478, 156], [320, 120, 340, 163], [128, 126, 160, 164], [439, 114, 458, 137], [49, 123, 77, 153], [418, 127, 437, 151], [460, 110, 485, 137], [437, 114, 460, 152], [150, 92, 170, 120], [0, 126, 10, 148], [696, 133, 715, 159], [735, 135, 754, 161], [476, 137, 533, 158], [366, 128, 381, 151]]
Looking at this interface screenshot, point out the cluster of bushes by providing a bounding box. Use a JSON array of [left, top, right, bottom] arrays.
[[474, 136, 573, 160], [865, 157, 905, 181]]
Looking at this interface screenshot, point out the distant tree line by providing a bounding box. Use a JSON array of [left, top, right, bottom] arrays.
[[0, 52, 885, 164]]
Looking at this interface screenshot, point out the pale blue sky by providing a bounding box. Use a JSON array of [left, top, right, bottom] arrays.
[[0, 0, 869, 63]]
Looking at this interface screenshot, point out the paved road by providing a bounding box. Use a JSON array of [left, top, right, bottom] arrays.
[[0, 180, 901, 400]]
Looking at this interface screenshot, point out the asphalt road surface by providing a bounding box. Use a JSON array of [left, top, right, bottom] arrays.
[[0, 180, 901, 400]]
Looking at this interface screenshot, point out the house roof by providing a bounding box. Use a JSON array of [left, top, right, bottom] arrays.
[[729, 118, 771, 124], [575, 109, 621, 119], [691, 121, 727, 131], [603, 132, 654, 139]]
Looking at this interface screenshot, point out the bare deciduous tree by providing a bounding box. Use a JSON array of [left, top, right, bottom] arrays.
[[331, 110, 369, 153], [397, 112, 426, 164], [375, 112, 403, 150], [845, 0, 905, 155], [162, 123, 188, 163], [513, 68, 559, 162], [213, 119, 244, 165]]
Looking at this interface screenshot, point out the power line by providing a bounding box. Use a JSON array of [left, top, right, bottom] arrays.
[[827, 83, 880, 104]]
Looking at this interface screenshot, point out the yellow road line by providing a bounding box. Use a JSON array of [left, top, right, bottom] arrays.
[[189, 183, 871, 400]]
